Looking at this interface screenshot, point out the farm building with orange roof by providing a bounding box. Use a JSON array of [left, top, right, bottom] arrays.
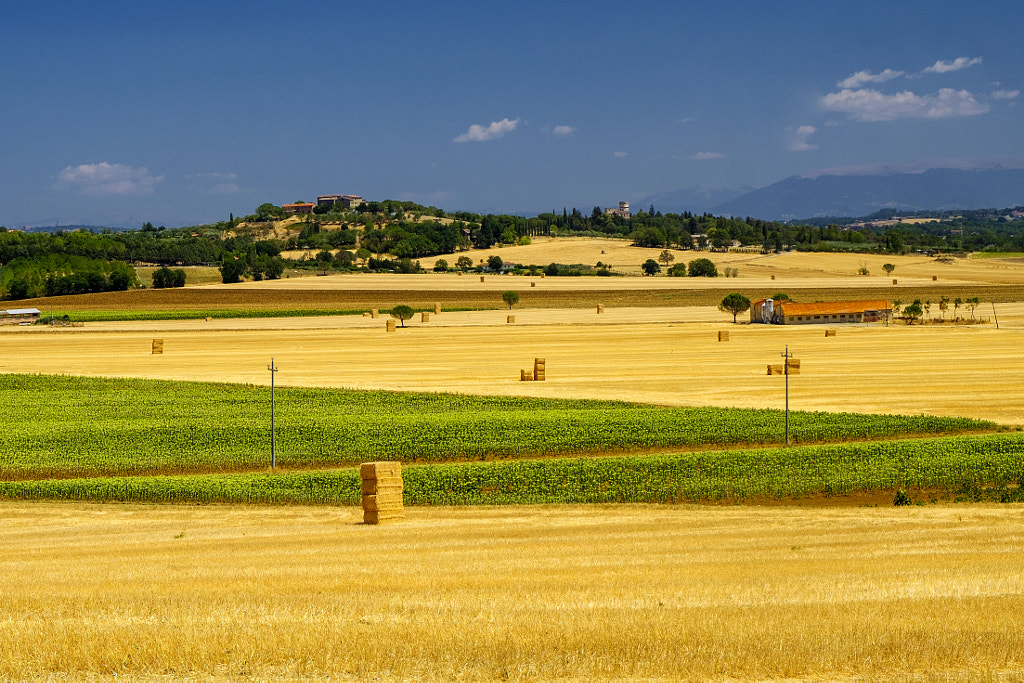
[[751, 299, 890, 325]]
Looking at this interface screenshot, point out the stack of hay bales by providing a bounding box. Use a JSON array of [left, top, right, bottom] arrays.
[[434, 303, 442, 314], [507, 315, 515, 324], [718, 331, 730, 342], [597, 304, 604, 314], [786, 359, 800, 374], [152, 339, 164, 355], [361, 461, 404, 524], [421, 312, 430, 323], [534, 358, 546, 381], [371, 309, 379, 319], [520, 369, 532, 381], [386, 319, 396, 332]]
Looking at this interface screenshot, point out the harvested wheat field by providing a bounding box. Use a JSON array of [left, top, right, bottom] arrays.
[[2, 502, 1023, 680], [3, 306, 1024, 424]]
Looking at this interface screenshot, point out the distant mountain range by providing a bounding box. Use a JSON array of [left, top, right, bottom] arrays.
[[641, 162, 1024, 221]]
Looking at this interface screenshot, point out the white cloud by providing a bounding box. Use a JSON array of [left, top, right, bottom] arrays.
[[992, 89, 1020, 100], [923, 57, 982, 74], [789, 125, 819, 152], [822, 87, 989, 121], [691, 152, 725, 160], [837, 68, 906, 89], [552, 125, 576, 136], [210, 183, 242, 194], [57, 162, 163, 197], [454, 118, 519, 142], [613, 151, 628, 158]]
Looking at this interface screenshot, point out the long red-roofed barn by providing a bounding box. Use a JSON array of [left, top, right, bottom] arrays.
[[751, 299, 890, 325]]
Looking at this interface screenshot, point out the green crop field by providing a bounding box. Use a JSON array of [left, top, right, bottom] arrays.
[[0, 374, 995, 481], [2, 433, 1022, 505]]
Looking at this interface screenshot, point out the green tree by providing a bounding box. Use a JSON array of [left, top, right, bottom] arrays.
[[219, 256, 246, 284], [966, 296, 980, 320], [882, 263, 895, 276], [390, 304, 414, 327], [953, 297, 962, 320], [903, 300, 923, 325], [487, 254, 504, 272], [658, 249, 675, 268], [501, 290, 520, 309], [688, 258, 718, 277], [642, 259, 661, 276], [455, 256, 474, 271], [433, 258, 449, 272], [939, 296, 949, 320], [719, 293, 751, 323]]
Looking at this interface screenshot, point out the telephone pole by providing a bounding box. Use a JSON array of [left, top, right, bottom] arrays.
[[268, 358, 278, 469]]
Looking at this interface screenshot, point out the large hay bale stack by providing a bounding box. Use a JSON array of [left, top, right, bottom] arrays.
[[360, 461, 404, 524], [371, 309, 379, 319], [718, 331, 730, 342], [421, 312, 430, 323], [434, 302, 441, 314], [534, 358, 546, 381], [151, 339, 163, 355], [386, 319, 396, 332], [597, 304, 604, 314]]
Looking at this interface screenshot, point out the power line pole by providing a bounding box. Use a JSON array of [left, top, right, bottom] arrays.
[[781, 346, 793, 446], [268, 358, 278, 469]]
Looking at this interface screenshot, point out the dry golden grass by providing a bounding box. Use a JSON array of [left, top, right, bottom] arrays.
[[2, 503, 1023, 681], [4, 305, 1024, 424]]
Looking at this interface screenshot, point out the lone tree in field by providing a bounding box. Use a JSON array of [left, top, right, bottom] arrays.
[[658, 249, 675, 268], [882, 263, 896, 276], [719, 293, 751, 323], [903, 299, 923, 325], [501, 290, 520, 309], [390, 304, 414, 327], [642, 259, 661, 276], [688, 258, 718, 277], [455, 255, 474, 271]]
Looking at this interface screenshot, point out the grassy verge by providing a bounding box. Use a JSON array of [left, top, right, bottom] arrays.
[[2, 434, 1021, 505], [1, 374, 996, 480]]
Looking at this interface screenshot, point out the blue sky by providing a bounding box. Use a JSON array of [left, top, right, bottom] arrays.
[[2, 0, 1021, 228]]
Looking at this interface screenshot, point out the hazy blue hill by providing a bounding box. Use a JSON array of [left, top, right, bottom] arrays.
[[711, 168, 1024, 220], [636, 186, 753, 215]]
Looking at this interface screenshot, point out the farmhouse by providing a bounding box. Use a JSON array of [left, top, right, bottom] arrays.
[[751, 299, 890, 325], [1, 308, 41, 325], [282, 202, 315, 215], [317, 194, 364, 209]]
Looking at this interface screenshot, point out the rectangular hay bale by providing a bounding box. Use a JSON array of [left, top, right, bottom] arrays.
[[786, 359, 801, 374], [825, 329, 837, 337], [361, 493, 404, 511], [718, 331, 729, 342], [151, 339, 163, 354], [363, 509, 405, 525], [360, 461, 402, 480]]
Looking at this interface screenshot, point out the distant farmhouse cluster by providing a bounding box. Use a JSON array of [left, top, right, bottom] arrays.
[[750, 299, 891, 325], [604, 201, 631, 219], [282, 195, 365, 215]]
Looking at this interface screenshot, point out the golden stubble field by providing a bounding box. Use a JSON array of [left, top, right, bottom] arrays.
[[3, 303, 1024, 425], [2, 502, 1023, 681], [5, 246, 1024, 680]]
